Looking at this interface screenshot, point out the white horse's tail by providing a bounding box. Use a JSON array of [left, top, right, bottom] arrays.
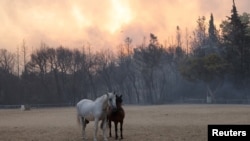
[[76, 105, 82, 126], [76, 105, 89, 126]]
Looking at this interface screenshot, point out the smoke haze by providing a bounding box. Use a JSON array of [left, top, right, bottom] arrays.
[[0, 0, 250, 53]]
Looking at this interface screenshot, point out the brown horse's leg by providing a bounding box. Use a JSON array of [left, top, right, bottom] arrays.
[[120, 121, 123, 139], [109, 120, 112, 137], [115, 121, 118, 139]]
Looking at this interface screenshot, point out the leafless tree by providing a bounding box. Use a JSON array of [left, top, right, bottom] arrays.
[[0, 49, 15, 74]]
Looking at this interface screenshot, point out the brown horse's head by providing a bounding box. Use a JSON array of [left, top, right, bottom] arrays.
[[116, 95, 123, 108]]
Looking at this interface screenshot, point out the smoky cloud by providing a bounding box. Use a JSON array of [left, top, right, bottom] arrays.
[[0, 0, 250, 53]]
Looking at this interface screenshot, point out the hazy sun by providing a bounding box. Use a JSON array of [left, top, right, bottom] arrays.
[[106, 0, 133, 33]]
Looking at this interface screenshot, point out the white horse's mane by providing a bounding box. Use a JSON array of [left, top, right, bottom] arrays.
[[95, 93, 108, 102]]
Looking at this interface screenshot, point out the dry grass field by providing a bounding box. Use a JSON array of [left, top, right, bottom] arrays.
[[1, 104, 250, 141]]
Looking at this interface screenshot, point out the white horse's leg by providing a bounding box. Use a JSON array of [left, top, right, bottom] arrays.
[[82, 117, 87, 140], [94, 118, 99, 141], [102, 118, 108, 141]]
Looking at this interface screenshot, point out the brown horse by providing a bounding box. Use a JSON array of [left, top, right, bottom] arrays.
[[108, 95, 125, 139]]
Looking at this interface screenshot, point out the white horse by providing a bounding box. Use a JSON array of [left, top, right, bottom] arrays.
[[76, 92, 117, 141]]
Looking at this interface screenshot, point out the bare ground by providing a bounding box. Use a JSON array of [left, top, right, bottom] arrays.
[[1, 104, 250, 141]]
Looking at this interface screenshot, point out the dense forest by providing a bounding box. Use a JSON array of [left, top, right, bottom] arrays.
[[1, 1, 250, 105]]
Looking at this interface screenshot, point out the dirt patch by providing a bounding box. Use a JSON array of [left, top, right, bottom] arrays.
[[1, 104, 250, 141]]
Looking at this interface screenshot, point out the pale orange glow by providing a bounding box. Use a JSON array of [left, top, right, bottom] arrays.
[[71, 5, 92, 29], [0, 0, 250, 53], [107, 0, 133, 33]]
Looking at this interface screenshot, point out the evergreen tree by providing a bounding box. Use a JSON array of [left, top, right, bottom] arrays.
[[226, 0, 247, 46], [208, 14, 219, 45], [208, 13, 220, 54], [222, 0, 249, 86]]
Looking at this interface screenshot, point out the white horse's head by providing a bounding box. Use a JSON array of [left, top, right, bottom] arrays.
[[107, 92, 117, 110]]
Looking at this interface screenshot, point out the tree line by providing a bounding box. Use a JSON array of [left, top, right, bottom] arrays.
[[1, 1, 250, 105]]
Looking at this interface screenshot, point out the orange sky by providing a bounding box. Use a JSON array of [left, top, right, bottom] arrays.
[[0, 0, 250, 53]]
